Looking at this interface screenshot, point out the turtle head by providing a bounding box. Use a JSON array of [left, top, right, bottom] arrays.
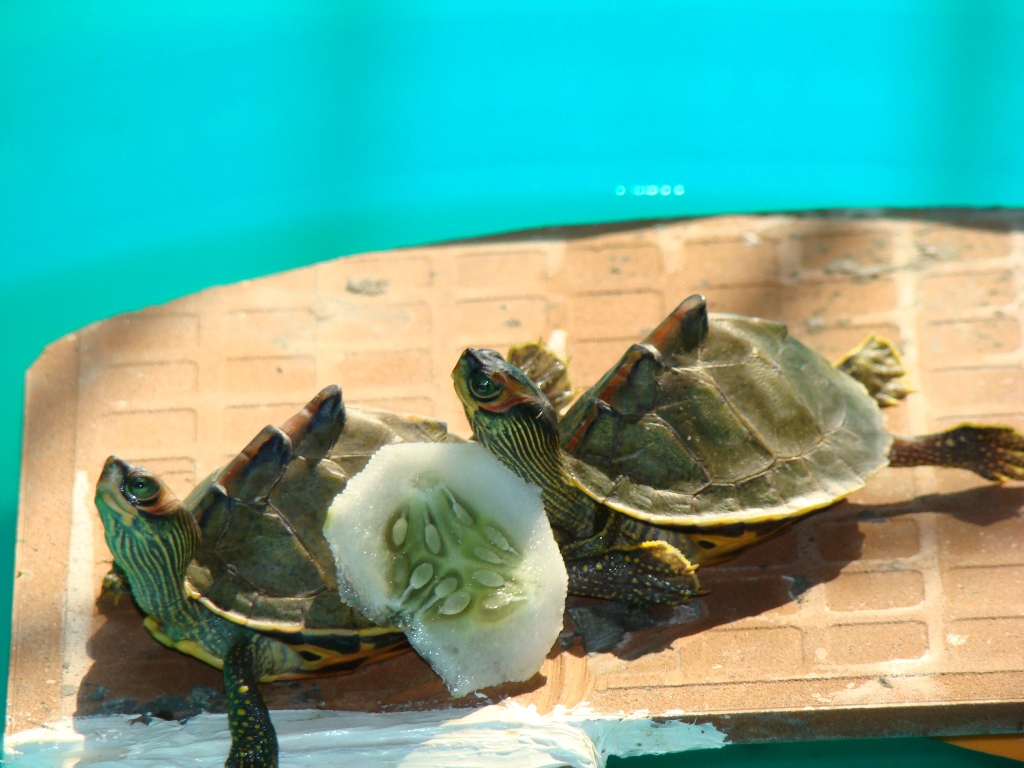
[[452, 349, 562, 482], [453, 348, 558, 431], [95, 456, 201, 605], [96, 456, 182, 527]]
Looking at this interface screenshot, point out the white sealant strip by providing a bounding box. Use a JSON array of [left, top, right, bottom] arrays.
[[61, 471, 97, 717], [5, 702, 726, 768]]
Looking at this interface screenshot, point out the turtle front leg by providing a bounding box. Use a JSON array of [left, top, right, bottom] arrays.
[[507, 338, 575, 412], [890, 424, 1024, 481], [835, 334, 909, 407], [99, 563, 131, 605], [224, 637, 278, 768], [565, 541, 702, 607], [557, 507, 621, 559]]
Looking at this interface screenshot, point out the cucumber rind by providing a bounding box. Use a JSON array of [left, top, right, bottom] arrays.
[[324, 442, 567, 696]]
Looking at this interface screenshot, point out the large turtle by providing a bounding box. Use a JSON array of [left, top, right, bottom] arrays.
[[95, 388, 461, 768], [453, 294, 1024, 606]]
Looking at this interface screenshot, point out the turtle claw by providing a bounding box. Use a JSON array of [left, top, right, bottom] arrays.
[[565, 541, 702, 607], [835, 334, 909, 407], [991, 453, 1024, 482], [964, 427, 1024, 482]]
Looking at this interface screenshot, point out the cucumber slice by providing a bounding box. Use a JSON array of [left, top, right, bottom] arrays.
[[324, 442, 567, 696]]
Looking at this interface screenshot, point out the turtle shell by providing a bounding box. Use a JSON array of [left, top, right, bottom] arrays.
[[558, 295, 892, 528], [183, 390, 461, 673]]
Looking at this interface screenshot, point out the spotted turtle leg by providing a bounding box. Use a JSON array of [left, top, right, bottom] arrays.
[[558, 506, 621, 559], [564, 541, 703, 607], [224, 636, 278, 768], [890, 424, 1024, 481]]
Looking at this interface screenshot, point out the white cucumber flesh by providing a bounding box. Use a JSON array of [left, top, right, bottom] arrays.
[[324, 442, 567, 696]]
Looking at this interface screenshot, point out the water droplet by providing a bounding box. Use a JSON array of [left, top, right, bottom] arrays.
[[472, 570, 504, 588], [473, 546, 504, 565], [434, 576, 458, 597], [409, 562, 434, 590], [391, 516, 408, 547], [438, 589, 471, 615], [424, 523, 441, 554]]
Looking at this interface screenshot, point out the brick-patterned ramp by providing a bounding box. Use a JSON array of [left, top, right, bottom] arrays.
[[9, 211, 1024, 743]]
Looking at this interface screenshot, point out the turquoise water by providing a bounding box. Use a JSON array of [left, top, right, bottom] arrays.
[[2, 2, 1023, 763]]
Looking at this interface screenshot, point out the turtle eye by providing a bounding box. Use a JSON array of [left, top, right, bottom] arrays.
[[125, 475, 159, 503], [469, 371, 504, 402]]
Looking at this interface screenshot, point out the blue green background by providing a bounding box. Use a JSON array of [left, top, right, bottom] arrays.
[[3, 2, 1023, 763]]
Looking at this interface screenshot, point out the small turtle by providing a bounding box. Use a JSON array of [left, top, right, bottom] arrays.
[[453, 294, 1024, 606], [95, 388, 460, 768]]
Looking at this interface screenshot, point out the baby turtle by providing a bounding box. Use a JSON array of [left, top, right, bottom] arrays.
[[454, 294, 1024, 606], [95, 388, 459, 767]]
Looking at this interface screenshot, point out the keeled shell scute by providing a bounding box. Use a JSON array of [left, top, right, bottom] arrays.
[[560, 311, 892, 528]]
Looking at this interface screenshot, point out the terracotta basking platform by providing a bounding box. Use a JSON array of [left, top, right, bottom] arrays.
[[8, 211, 1024, 749]]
